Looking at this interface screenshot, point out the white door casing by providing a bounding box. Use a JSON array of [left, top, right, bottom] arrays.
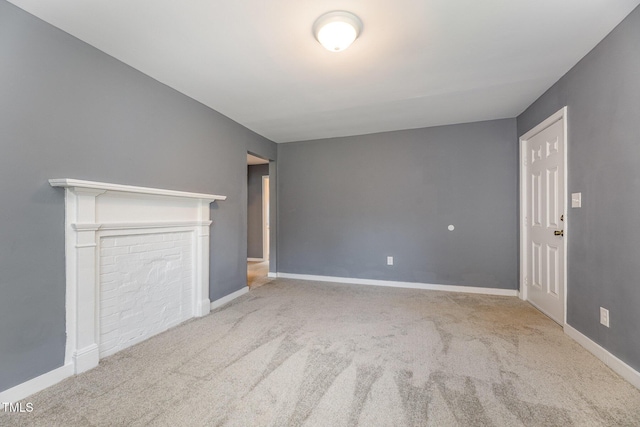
[[520, 107, 567, 325], [262, 175, 270, 261]]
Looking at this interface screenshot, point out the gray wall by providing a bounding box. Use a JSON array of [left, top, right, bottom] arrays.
[[0, 1, 276, 392], [277, 119, 519, 289], [518, 5, 640, 371], [247, 164, 269, 259]]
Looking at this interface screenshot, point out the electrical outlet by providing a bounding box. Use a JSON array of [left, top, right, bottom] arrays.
[[387, 256, 393, 266], [600, 307, 610, 327]]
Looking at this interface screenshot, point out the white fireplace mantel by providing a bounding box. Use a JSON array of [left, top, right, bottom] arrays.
[[49, 179, 226, 201], [49, 179, 226, 374]]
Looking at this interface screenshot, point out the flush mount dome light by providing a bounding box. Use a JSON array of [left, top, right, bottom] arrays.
[[313, 11, 363, 52]]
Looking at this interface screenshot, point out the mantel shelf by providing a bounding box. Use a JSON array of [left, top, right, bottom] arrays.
[[49, 178, 226, 202]]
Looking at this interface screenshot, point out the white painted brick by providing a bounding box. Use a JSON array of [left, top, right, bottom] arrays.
[[101, 246, 129, 256], [157, 241, 178, 250], [100, 339, 118, 356], [127, 244, 147, 254], [120, 329, 144, 343], [100, 256, 115, 266], [115, 235, 140, 246], [100, 307, 119, 321], [100, 238, 116, 248], [101, 329, 119, 344], [164, 233, 184, 241], [99, 272, 119, 283], [115, 253, 140, 264], [143, 234, 164, 243], [100, 319, 119, 334], [101, 288, 118, 300], [98, 231, 195, 359], [99, 264, 118, 274], [100, 302, 121, 318], [140, 250, 166, 260]]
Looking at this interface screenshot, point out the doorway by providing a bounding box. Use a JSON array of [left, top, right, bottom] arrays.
[[520, 107, 568, 325], [247, 153, 271, 288]]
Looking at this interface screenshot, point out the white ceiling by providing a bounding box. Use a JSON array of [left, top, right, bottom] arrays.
[[8, 0, 640, 143]]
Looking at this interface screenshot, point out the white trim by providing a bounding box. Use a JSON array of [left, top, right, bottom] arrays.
[[519, 127, 526, 302], [247, 258, 264, 262], [275, 273, 519, 297], [519, 107, 568, 325], [267, 272, 277, 278], [262, 175, 270, 262], [49, 179, 226, 202], [0, 364, 74, 403], [564, 324, 640, 390], [91, 220, 212, 231], [210, 287, 249, 310]]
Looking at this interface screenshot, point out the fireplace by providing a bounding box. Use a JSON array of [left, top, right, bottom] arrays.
[[49, 179, 225, 374]]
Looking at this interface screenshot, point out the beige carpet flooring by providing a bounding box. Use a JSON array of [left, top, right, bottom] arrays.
[[3, 279, 640, 426]]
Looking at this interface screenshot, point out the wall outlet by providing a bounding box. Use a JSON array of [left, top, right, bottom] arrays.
[[387, 256, 394, 266], [600, 307, 610, 327]]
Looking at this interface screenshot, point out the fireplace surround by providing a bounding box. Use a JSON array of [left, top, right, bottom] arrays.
[[49, 179, 225, 374]]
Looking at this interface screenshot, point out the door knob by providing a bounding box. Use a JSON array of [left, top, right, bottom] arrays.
[[554, 230, 564, 236]]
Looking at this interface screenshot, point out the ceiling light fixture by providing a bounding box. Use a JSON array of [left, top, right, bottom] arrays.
[[313, 11, 363, 52]]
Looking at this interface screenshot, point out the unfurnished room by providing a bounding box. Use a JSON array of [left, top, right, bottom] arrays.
[[1, 1, 640, 426]]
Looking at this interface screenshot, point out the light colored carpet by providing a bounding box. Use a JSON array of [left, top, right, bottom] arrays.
[[3, 279, 640, 426]]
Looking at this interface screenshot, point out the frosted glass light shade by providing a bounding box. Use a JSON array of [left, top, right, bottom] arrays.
[[313, 11, 363, 52]]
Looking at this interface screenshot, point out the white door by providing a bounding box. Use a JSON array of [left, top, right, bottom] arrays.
[[521, 109, 566, 324], [262, 176, 270, 261]]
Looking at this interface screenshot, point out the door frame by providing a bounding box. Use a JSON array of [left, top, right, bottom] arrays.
[[262, 175, 269, 261], [519, 106, 568, 325]]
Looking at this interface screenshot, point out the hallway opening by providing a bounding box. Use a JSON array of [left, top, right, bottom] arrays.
[[247, 153, 271, 288]]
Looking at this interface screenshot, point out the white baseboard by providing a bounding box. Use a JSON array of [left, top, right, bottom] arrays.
[[196, 299, 212, 317], [564, 324, 640, 390], [247, 258, 264, 262], [275, 272, 519, 297], [0, 363, 74, 403], [267, 272, 277, 278], [73, 344, 99, 374], [210, 287, 249, 310]]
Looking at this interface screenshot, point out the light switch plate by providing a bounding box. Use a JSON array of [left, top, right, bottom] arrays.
[[600, 307, 610, 327], [571, 192, 582, 208]]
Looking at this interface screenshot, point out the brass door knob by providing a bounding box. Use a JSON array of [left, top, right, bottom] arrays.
[[554, 230, 564, 236]]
